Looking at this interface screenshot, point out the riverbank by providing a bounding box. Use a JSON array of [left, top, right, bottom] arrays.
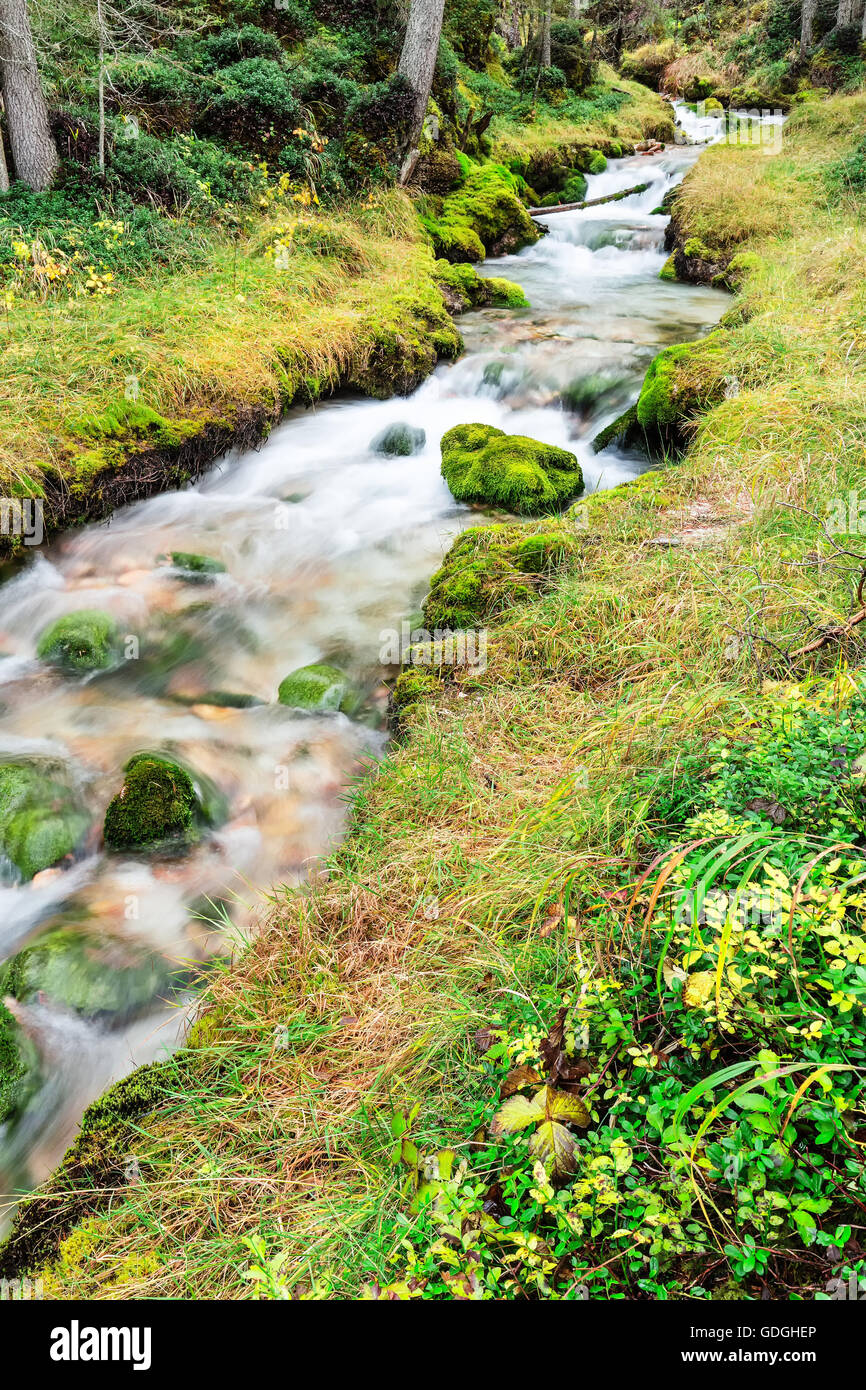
[[4, 91, 866, 1301], [0, 72, 671, 557]]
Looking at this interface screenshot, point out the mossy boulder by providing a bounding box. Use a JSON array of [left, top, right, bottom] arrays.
[[103, 753, 202, 852], [423, 524, 573, 630], [424, 165, 540, 265], [586, 149, 607, 174], [483, 277, 528, 308], [371, 423, 427, 457], [0, 998, 38, 1126], [440, 423, 583, 515], [36, 609, 121, 674], [435, 259, 529, 314], [0, 761, 88, 880], [277, 663, 354, 713], [592, 337, 729, 454], [659, 253, 679, 282], [0, 930, 181, 1024], [349, 285, 462, 398], [561, 172, 588, 202]]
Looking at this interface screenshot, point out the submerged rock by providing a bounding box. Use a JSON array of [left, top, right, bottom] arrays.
[[0, 999, 38, 1125], [593, 336, 729, 454], [0, 761, 88, 880], [277, 663, 353, 713], [440, 423, 582, 515], [104, 753, 204, 852], [166, 552, 227, 583], [36, 609, 121, 675], [371, 423, 426, 457], [0, 929, 182, 1024]]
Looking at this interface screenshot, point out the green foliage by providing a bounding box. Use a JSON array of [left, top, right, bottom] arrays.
[[373, 678, 866, 1300], [440, 423, 582, 515]]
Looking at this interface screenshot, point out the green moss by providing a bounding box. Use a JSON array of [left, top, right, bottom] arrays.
[[659, 253, 678, 282], [103, 753, 199, 852], [440, 423, 583, 515], [636, 338, 727, 433], [36, 609, 121, 674], [423, 164, 540, 265], [350, 285, 462, 397], [0, 760, 88, 879], [277, 663, 353, 713], [683, 237, 717, 260], [0, 999, 32, 1125], [561, 172, 588, 202], [70, 400, 199, 449], [482, 277, 529, 308], [586, 149, 607, 174], [435, 259, 528, 312], [1, 929, 182, 1022], [168, 551, 227, 579], [423, 524, 573, 630], [389, 668, 445, 729]]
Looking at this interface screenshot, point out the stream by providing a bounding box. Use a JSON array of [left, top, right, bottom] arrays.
[[0, 106, 732, 1210]]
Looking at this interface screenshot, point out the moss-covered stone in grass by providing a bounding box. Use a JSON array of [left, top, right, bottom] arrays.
[[103, 753, 200, 852], [277, 663, 353, 713], [440, 423, 582, 515], [36, 609, 121, 674], [422, 524, 574, 630]]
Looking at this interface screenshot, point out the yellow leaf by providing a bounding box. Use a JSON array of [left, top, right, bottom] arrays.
[[529, 1120, 577, 1177], [492, 1093, 545, 1136], [683, 971, 716, 1008], [546, 1087, 591, 1128]]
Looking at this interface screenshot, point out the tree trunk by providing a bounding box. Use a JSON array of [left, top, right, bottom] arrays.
[[862, 0, 866, 40], [0, 97, 9, 192], [541, 1, 552, 67], [97, 0, 106, 177], [800, 0, 818, 52], [836, 0, 855, 23], [397, 0, 446, 186], [0, 0, 58, 190]]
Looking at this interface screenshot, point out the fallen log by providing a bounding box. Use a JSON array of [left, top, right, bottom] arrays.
[[528, 181, 651, 217]]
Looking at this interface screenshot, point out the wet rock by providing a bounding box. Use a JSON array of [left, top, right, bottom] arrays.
[[0, 761, 89, 880], [277, 663, 353, 713], [0, 998, 39, 1125], [165, 552, 227, 584], [371, 423, 427, 457], [0, 929, 184, 1024], [103, 752, 221, 853], [440, 423, 583, 515], [36, 609, 121, 675]]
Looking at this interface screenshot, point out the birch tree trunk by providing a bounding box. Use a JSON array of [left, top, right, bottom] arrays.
[[397, 0, 445, 186], [541, 1, 552, 67], [800, 0, 818, 51], [0, 0, 57, 190]]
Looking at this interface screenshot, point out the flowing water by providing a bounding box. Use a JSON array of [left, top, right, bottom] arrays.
[[0, 112, 732, 1207]]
